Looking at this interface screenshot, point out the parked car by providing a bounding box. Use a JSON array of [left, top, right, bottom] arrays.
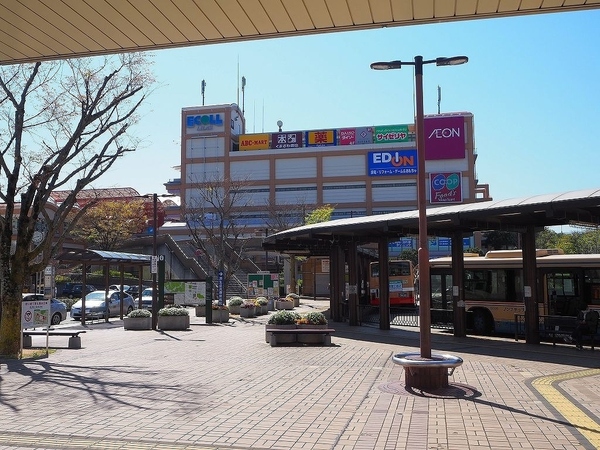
[[140, 288, 153, 310], [109, 284, 131, 293], [61, 283, 96, 298], [22, 293, 67, 325], [70, 290, 136, 320]]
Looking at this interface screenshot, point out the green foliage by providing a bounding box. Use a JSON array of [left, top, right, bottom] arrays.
[[255, 297, 268, 306], [227, 296, 244, 307], [158, 306, 189, 316], [535, 227, 600, 254], [267, 310, 300, 325], [482, 231, 518, 250], [299, 311, 327, 325], [304, 204, 334, 225], [62, 298, 78, 311], [464, 247, 484, 256], [399, 249, 418, 266], [127, 309, 151, 318], [285, 293, 300, 301]]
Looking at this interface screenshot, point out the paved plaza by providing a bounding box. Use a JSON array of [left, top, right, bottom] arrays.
[[1, 298, 599, 450]]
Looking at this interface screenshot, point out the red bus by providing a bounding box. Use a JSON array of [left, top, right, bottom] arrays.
[[369, 260, 416, 306]]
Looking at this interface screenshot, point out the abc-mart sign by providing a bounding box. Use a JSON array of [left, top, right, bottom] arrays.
[[186, 114, 224, 133]]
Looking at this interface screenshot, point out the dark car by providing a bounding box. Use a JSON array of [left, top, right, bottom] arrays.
[[62, 283, 96, 298]]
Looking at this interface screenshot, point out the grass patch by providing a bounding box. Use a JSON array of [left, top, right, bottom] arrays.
[[20, 348, 57, 359]]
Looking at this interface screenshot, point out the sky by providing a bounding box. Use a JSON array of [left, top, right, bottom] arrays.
[[103, 9, 600, 203]]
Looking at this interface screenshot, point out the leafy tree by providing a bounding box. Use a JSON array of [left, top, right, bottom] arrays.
[[0, 54, 154, 357], [399, 249, 418, 266], [70, 200, 147, 250], [184, 176, 252, 301], [305, 204, 334, 225], [482, 230, 518, 250], [536, 228, 559, 250]]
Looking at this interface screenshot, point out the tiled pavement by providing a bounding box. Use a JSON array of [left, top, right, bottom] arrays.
[[0, 298, 598, 450]]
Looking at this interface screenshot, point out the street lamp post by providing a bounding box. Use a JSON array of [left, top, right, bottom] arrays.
[[371, 55, 468, 358]]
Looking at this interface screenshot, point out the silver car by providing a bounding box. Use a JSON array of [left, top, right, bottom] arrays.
[[70, 290, 135, 320], [22, 294, 67, 326]]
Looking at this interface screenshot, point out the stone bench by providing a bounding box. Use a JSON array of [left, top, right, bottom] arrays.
[[269, 328, 335, 346], [22, 330, 86, 349]]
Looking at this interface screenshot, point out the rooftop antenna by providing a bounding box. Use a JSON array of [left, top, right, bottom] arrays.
[[201, 79, 206, 106], [237, 56, 240, 106], [437, 85, 441, 114], [241, 76, 246, 116], [262, 99, 264, 133], [277, 120, 283, 132]]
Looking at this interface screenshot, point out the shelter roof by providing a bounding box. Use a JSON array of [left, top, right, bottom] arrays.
[[57, 249, 151, 265], [263, 188, 600, 255], [1, 1, 599, 65]]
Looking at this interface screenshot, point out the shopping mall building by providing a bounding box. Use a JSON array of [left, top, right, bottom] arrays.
[[164, 103, 491, 260]]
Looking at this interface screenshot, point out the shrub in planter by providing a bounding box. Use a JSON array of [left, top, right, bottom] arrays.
[[266, 310, 300, 343], [255, 297, 268, 315], [240, 300, 256, 318], [124, 308, 153, 330], [227, 296, 244, 315], [157, 306, 190, 330], [286, 293, 300, 307], [296, 311, 328, 344], [211, 303, 230, 323], [127, 308, 152, 318]]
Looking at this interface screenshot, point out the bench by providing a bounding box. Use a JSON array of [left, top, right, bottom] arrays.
[[269, 328, 335, 347], [22, 329, 86, 349], [392, 352, 463, 389]]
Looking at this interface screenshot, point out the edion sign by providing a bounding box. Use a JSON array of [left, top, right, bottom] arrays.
[[424, 116, 465, 160]]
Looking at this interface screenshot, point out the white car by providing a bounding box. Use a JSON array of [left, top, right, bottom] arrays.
[[70, 290, 135, 320], [140, 288, 153, 310]]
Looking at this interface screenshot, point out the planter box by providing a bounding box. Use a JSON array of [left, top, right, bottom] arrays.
[[124, 316, 152, 330], [158, 315, 190, 330], [240, 306, 255, 318], [195, 305, 206, 317], [265, 324, 296, 344], [267, 299, 275, 311], [296, 324, 328, 344], [228, 304, 241, 315], [276, 300, 294, 310], [212, 309, 230, 323]]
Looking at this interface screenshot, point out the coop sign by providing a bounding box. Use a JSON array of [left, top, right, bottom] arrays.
[[186, 114, 224, 133]]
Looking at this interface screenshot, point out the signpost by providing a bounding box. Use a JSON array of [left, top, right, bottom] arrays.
[[22, 299, 50, 356]]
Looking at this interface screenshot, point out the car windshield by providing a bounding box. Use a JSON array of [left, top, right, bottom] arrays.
[[141, 289, 152, 296], [85, 291, 108, 301]]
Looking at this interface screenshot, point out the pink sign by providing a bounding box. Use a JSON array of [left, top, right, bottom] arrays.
[[339, 128, 356, 145], [424, 116, 465, 160]]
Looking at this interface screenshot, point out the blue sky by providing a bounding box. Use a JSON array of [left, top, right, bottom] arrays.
[[106, 9, 600, 203]]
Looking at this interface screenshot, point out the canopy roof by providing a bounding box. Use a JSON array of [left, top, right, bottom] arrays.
[[1, 0, 599, 65], [57, 249, 151, 265], [263, 188, 600, 255]]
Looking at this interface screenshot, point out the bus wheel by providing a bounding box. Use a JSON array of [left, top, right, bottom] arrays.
[[472, 309, 492, 335]]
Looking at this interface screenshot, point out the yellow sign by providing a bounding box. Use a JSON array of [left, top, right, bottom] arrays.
[[239, 133, 270, 151]]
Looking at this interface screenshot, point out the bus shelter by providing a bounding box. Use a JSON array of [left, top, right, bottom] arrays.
[[56, 249, 151, 323], [263, 188, 600, 345]]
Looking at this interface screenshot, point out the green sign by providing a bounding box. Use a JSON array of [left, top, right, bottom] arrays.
[[374, 125, 410, 143], [247, 272, 279, 297]]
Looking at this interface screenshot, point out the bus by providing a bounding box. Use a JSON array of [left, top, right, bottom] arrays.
[[429, 249, 600, 335], [369, 259, 416, 306]]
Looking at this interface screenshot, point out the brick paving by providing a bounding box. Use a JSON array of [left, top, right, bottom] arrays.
[[0, 298, 598, 450]]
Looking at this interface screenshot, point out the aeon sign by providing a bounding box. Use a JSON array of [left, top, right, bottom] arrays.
[[186, 114, 224, 133], [430, 172, 462, 204], [424, 116, 465, 160]]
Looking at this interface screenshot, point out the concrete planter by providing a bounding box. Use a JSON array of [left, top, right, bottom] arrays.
[[276, 300, 294, 310], [123, 317, 152, 330], [265, 324, 296, 344], [158, 315, 190, 330], [296, 324, 328, 344], [228, 304, 241, 315], [240, 306, 255, 318], [195, 306, 206, 317], [212, 309, 230, 323]]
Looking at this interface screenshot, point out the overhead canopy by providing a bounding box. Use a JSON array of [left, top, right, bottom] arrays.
[[57, 249, 151, 265], [263, 188, 600, 256], [1, 0, 599, 65]]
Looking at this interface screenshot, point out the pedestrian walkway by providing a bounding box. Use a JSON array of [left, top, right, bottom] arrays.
[[1, 298, 599, 450]]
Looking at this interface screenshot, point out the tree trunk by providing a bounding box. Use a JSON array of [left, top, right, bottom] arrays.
[[0, 291, 22, 358]]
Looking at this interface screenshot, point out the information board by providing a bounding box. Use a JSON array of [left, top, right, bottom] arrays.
[[22, 299, 50, 329]]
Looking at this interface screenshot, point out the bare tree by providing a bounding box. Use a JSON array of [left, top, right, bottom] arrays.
[[184, 176, 253, 302], [0, 54, 155, 357]]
